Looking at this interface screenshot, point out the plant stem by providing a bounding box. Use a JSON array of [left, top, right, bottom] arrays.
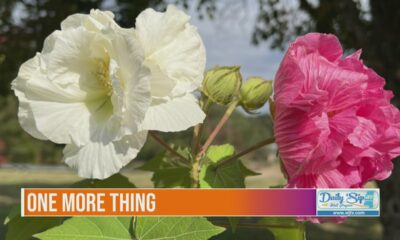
[[191, 99, 210, 156], [198, 100, 239, 157], [149, 132, 189, 164], [190, 158, 201, 188], [217, 137, 275, 168], [191, 124, 204, 155]]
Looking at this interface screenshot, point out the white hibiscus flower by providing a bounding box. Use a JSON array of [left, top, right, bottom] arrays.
[[134, 5, 206, 132], [12, 10, 151, 179], [12, 6, 206, 179]]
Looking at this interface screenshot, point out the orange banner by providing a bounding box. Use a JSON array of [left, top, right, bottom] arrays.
[[21, 188, 317, 216]]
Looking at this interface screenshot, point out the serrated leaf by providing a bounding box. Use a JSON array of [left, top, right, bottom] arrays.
[[259, 217, 305, 240], [71, 173, 136, 188], [135, 217, 225, 240], [5, 205, 62, 240], [200, 144, 259, 188], [238, 161, 260, 177], [151, 167, 192, 188], [139, 150, 192, 188], [206, 144, 235, 164], [139, 151, 167, 171], [35, 217, 132, 240]]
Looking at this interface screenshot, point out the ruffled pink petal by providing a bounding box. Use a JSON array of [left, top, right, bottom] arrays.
[[274, 33, 400, 218], [348, 117, 378, 148], [291, 33, 343, 62]]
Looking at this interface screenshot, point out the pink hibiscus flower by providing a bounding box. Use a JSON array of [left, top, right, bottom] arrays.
[[274, 33, 400, 188]]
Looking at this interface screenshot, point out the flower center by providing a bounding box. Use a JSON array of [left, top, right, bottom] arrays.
[[94, 55, 113, 96]]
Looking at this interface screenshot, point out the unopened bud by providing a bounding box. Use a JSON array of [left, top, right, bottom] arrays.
[[202, 66, 242, 105], [240, 77, 273, 111]]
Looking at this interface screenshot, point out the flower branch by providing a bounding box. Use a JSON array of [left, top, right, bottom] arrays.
[[217, 137, 275, 168], [198, 100, 239, 157], [191, 98, 211, 156], [149, 132, 190, 164]]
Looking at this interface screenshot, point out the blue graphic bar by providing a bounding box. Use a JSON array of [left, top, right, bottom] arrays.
[[315, 189, 380, 217]]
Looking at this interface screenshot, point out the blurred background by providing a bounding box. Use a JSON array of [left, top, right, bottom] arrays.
[[0, 0, 399, 239]]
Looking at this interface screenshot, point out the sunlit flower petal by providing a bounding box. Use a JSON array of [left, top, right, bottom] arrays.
[[141, 94, 205, 132], [64, 132, 147, 179], [135, 5, 206, 131]]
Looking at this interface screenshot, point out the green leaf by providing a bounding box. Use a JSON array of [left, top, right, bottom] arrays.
[[199, 144, 259, 188], [139, 150, 192, 188], [135, 217, 225, 240], [35, 217, 132, 240], [207, 218, 274, 240], [5, 206, 63, 240], [71, 173, 136, 188], [206, 144, 235, 164], [238, 161, 260, 176], [4, 205, 20, 225], [259, 217, 306, 240]]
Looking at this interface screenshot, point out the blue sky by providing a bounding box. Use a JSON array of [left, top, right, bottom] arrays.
[[186, 1, 284, 81]]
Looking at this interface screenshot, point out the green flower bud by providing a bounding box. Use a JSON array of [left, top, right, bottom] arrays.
[[202, 66, 242, 105], [240, 77, 273, 112]]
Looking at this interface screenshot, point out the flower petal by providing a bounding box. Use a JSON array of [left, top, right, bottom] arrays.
[[136, 5, 206, 98], [108, 32, 151, 137], [12, 95, 46, 140], [12, 54, 93, 144], [140, 94, 205, 132], [64, 132, 148, 179], [46, 28, 111, 97], [291, 33, 343, 62], [348, 117, 378, 148], [61, 9, 116, 32]]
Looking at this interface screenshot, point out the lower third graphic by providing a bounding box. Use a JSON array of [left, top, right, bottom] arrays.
[[316, 189, 380, 217]]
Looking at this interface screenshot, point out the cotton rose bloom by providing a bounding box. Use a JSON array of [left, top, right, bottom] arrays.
[[12, 10, 151, 179], [12, 7, 206, 179], [134, 5, 206, 132], [274, 33, 400, 188]]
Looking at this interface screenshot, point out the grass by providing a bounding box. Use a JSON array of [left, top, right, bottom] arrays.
[[0, 162, 383, 240]]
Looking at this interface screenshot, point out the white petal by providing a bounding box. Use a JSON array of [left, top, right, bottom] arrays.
[[46, 28, 111, 97], [141, 94, 205, 132], [135, 5, 190, 55], [61, 10, 116, 32], [144, 60, 177, 97], [108, 32, 151, 137], [12, 56, 46, 140], [136, 5, 206, 98], [12, 51, 104, 145], [31, 101, 94, 145], [12, 87, 46, 140], [42, 30, 60, 54], [63, 131, 148, 179], [12, 54, 91, 143]]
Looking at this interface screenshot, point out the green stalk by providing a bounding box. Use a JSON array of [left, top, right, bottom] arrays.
[[149, 132, 189, 164], [217, 137, 275, 168], [197, 100, 239, 157]]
